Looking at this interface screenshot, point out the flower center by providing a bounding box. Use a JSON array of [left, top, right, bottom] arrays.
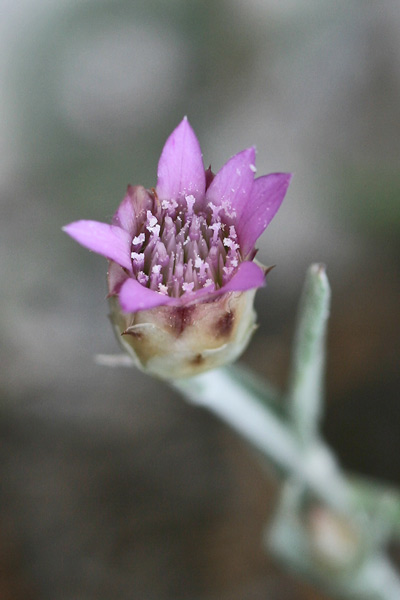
[[130, 193, 241, 297]]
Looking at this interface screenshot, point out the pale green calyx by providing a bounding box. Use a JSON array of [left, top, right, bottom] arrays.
[[108, 288, 258, 379]]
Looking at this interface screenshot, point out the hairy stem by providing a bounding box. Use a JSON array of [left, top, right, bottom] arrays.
[[173, 264, 400, 600]]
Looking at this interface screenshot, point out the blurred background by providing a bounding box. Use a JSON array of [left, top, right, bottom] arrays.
[[1, 1, 399, 598]]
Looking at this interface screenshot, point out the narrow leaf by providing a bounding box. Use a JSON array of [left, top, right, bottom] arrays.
[[286, 263, 331, 444]]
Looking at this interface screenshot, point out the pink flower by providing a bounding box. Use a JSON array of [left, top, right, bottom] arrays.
[[64, 117, 291, 310], [63, 118, 291, 377]]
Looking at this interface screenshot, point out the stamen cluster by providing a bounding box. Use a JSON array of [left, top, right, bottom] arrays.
[[130, 193, 241, 297]]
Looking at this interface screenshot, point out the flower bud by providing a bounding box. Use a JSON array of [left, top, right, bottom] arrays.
[[63, 118, 291, 378]]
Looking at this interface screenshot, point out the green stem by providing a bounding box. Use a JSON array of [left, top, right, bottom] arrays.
[[173, 263, 400, 600], [174, 364, 400, 600], [286, 263, 330, 444], [175, 365, 349, 510]]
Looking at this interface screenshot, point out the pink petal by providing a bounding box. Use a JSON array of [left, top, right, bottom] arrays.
[[63, 220, 132, 271], [205, 148, 256, 217], [118, 278, 174, 312], [112, 186, 137, 235], [238, 173, 292, 258], [179, 262, 265, 305], [178, 282, 218, 305], [220, 261, 266, 293], [156, 117, 206, 204], [112, 185, 153, 235]]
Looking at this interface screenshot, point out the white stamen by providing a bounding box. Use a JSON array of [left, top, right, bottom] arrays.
[[223, 238, 239, 251], [229, 226, 237, 239], [147, 223, 160, 238], [132, 233, 145, 245], [131, 251, 143, 261], [182, 282, 194, 293], [158, 283, 168, 295], [152, 264, 162, 275], [194, 255, 204, 269], [209, 222, 221, 243], [137, 271, 149, 285], [146, 210, 157, 228], [208, 202, 222, 220], [185, 194, 196, 215], [161, 198, 178, 211], [204, 279, 214, 287], [221, 199, 237, 219]]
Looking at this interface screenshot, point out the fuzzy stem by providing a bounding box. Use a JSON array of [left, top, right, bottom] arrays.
[[175, 365, 349, 510], [286, 263, 330, 444], [173, 263, 400, 600], [174, 364, 400, 600]]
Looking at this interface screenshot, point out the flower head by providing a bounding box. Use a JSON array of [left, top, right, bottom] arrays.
[[64, 118, 291, 378]]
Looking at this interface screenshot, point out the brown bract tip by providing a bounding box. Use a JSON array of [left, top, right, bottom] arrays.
[[263, 264, 275, 276], [121, 328, 144, 340]]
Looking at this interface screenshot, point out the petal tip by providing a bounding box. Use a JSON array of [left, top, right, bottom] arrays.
[[222, 261, 266, 293], [156, 117, 205, 202], [62, 220, 83, 238], [243, 146, 256, 160], [281, 172, 294, 186], [173, 115, 194, 137], [278, 172, 293, 195]]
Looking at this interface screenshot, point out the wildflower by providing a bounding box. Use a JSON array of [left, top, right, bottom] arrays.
[[63, 118, 291, 378]]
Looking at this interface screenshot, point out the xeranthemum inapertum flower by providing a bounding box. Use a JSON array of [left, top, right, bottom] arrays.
[[64, 118, 291, 378]]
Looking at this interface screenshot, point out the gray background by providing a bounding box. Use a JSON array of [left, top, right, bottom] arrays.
[[1, 1, 399, 598]]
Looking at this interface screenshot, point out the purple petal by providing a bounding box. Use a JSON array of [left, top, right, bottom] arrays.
[[205, 147, 256, 217], [220, 261, 266, 293], [112, 185, 153, 235], [238, 173, 292, 258], [178, 282, 218, 305], [63, 220, 132, 271], [178, 262, 265, 306], [112, 186, 137, 235], [156, 117, 206, 204], [118, 278, 174, 312]]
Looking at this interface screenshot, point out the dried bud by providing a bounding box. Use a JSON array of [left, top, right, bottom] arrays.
[[307, 506, 361, 572]]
